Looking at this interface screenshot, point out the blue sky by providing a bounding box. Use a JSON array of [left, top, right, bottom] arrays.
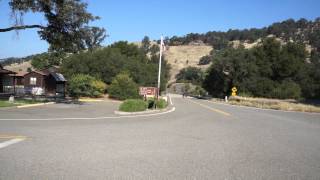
[[0, 0, 320, 58]]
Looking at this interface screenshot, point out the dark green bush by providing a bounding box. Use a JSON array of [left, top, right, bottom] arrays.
[[198, 55, 212, 65], [119, 99, 147, 112], [271, 80, 302, 99], [147, 98, 156, 109], [108, 73, 140, 100]]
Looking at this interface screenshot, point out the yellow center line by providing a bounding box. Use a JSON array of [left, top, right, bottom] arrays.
[[187, 99, 231, 116], [0, 134, 28, 139]]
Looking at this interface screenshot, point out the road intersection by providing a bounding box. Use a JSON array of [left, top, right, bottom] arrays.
[[0, 96, 319, 179]]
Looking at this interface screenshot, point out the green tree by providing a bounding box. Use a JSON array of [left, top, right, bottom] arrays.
[[176, 67, 204, 85], [141, 36, 151, 54], [61, 41, 171, 92], [203, 37, 310, 99], [108, 73, 140, 100], [61, 48, 127, 84], [31, 52, 64, 70], [1, 0, 106, 53]]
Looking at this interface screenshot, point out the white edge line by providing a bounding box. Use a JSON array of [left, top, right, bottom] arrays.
[[0, 138, 25, 149], [0, 107, 176, 121], [169, 94, 173, 105]]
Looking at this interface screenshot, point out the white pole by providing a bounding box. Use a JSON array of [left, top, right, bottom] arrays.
[[157, 36, 163, 98]]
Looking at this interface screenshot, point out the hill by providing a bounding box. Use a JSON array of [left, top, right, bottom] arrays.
[[1, 17, 319, 86], [167, 18, 320, 52], [164, 45, 212, 83], [4, 61, 33, 73]]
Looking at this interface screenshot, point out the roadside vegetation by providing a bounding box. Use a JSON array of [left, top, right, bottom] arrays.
[[203, 38, 320, 100], [67, 74, 106, 98], [119, 98, 168, 112], [108, 73, 140, 100], [156, 99, 168, 109], [119, 99, 148, 112], [228, 96, 320, 113], [62, 40, 170, 99]]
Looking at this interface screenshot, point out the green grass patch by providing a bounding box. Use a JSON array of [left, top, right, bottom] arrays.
[[0, 100, 16, 108], [156, 99, 168, 109], [146, 98, 168, 109], [119, 99, 147, 112]]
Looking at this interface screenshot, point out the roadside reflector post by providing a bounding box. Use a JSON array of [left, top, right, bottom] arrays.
[[9, 95, 15, 103], [225, 96, 228, 102]]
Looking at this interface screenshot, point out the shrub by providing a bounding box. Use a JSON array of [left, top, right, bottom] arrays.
[[191, 85, 208, 97], [108, 73, 140, 100], [156, 99, 168, 109], [147, 98, 156, 109], [198, 55, 212, 65], [91, 80, 107, 96], [176, 67, 204, 85], [271, 80, 302, 99], [68, 74, 106, 98], [119, 99, 147, 112]]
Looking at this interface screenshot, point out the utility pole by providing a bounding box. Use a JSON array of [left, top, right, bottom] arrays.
[[157, 35, 164, 99]]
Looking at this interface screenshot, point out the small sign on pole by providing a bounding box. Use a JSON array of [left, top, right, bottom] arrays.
[[139, 87, 158, 97]]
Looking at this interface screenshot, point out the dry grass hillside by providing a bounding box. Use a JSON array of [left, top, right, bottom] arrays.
[[133, 41, 213, 83], [4, 61, 32, 73], [164, 45, 213, 83]]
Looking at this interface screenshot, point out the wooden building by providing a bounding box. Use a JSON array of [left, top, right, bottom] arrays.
[[0, 64, 16, 95], [1, 65, 67, 97], [24, 67, 67, 96]]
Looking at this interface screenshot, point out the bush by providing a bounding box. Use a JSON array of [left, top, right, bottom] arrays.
[[191, 85, 207, 97], [271, 80, 302, 99], [156, 99, 168, 109], [198, 55, 212, 65], [176, 67, 204, 85], [68, 74, 106, 98], [147, 98, 156, 109], [108, 73, 140, 100], [119, 99, 147, 112]]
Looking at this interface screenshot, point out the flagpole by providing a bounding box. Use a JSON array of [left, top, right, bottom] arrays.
[[157, 35, 163, 99]]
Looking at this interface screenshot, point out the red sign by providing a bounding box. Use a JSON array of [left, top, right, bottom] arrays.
[[139, 87, 158, 96]]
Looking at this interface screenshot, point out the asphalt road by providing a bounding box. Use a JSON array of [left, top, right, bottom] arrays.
[[0, 96, 319, 179]]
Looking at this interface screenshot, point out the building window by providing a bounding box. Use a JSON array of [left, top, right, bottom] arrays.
[[30, 77, 37, 85]]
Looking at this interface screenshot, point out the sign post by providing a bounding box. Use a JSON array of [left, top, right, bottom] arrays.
[[139, 87, 158, 97], [157, 35, 164, 99]]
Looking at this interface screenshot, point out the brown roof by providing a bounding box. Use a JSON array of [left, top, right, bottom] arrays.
[[40, 66, 59, 75], [9, 71, 27, 77], [24, 70, 47, 76], [23, 67, 61, 77]]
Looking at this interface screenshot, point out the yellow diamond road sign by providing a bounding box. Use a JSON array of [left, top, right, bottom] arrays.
[[231, 87, 237, 96], [232, 87, 237, 92]]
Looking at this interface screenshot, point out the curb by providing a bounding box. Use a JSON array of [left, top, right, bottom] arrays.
[[17, 102, 55, 108], [114, 106, 174, 115], [78, 98, 104, 102]]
